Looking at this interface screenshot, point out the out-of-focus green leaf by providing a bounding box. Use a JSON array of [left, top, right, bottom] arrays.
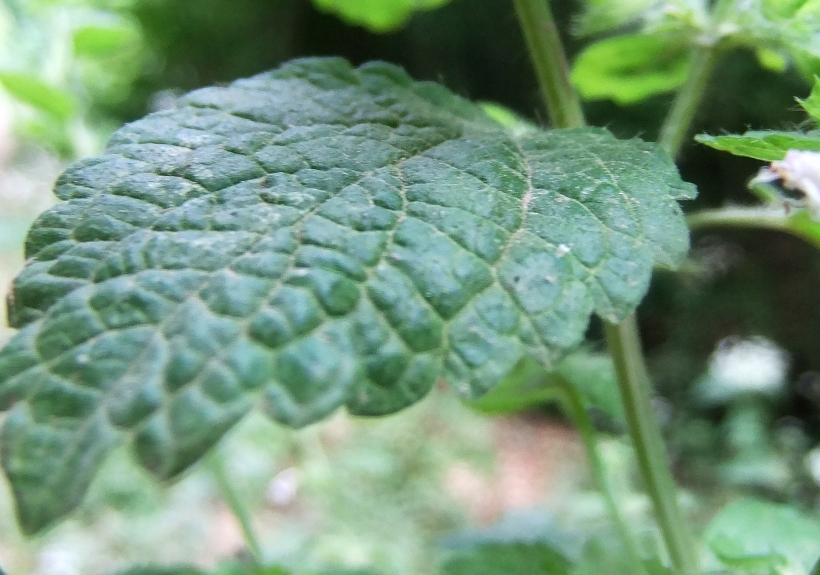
[[469, 352, 623, 423], [571, 34, 691, 105], [310, 0, 450, 32], [479, 102, 536, 137], [756, 47, 789, 72], [574, 0, 659, 35], [442, 542, 572, 575], [695, 130, 820, 161], [0, 72, 75, 119], [107, 567, 205, 575], [73, 24, 140, 58], [704, 498, 820, 574], [798, 76, 820, 121]]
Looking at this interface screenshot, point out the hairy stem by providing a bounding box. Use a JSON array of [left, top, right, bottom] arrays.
[[512, 0, 699, 569], [512, 0, 585, 129], [658, 45, 717, 158], [605, 316, 699, 572], [554, 378, 648, 574], [209, 451, 263, 564]]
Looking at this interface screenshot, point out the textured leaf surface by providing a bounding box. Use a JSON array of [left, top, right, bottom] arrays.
[[310, 0, 449, 32], [0, 57, 694, 532], [696, 130, 820, 161]]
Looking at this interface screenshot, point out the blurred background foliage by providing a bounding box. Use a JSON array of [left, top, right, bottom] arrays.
[[3, 0, 820, 573]]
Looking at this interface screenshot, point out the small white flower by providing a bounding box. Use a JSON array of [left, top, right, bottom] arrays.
[[707, 336, 789, 396], [753, 150, 820, 212]]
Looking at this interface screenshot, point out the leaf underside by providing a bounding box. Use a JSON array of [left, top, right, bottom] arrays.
[[0, 57, 694, 533]]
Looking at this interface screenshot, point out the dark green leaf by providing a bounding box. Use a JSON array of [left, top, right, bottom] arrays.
[[310, 0, 449, 32], [0, 57, 694, 533], [704, 498, 820, 574], [695, 130, 820, 161], [571, 34, 692, 105], [442, 542, 572, 575], [0, 72, 75, 119]]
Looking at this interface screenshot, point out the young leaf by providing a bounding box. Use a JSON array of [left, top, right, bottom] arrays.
[[704, 498, 820, 574], [695, 130, 820, 161], [442, 542, 571, 575], [0, 57, 694, 533], [571, 34, 692, 105], [310, 0, 450, 32], [798, 76, 820, 122], [0, 72, 75, 120], [73, 24, 140, 58]]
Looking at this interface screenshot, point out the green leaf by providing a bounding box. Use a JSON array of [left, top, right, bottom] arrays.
[[798, 76, 820, 122], [442, 542, 572, 575], [0, 72, 75, 119], [73, 24, 140, 58], [0, 57, 694, 533], [704, 498, 820, 574], [571, 34, 692, 105], [695, 130, 820, 161], [574, 0, 658, 36], [310, 0, 449, 32], [469, 351, 623, 423], [107, 567, 204, 575]]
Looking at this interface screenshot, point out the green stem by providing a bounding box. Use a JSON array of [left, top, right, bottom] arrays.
[[209, 451, 263, 564], [512, 0, 585, 129], [686, 206, 791, 232], [512, 1, 698, 569], [554, 378, 648, 575], [658, 45, 718, 158], [605, 316, 699, 573]]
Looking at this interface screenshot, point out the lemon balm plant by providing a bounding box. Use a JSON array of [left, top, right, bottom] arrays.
[[3, 0, 820, 574]]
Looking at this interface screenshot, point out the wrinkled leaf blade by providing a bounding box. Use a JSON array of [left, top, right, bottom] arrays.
[[0, 57, 694, 533], [0, 72, 75, 119], [695, 130, 820, 160], [310, 0, 450, 32]]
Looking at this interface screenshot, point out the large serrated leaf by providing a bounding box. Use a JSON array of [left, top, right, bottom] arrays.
[[0, 57, 694, 533]]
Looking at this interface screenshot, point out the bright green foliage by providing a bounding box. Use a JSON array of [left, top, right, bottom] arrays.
[[696, 74, 820, 160], [0, 57, 694, 533], [0, 72, 76, 120], [310, 0, 450, 32], [442, 542, 571, 575], [73, 24, 141, 58], [798, 77, 820, 120], [695, 131, 820, 161], [571, 34, 692, 104], [704, 498, 820, 574]]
